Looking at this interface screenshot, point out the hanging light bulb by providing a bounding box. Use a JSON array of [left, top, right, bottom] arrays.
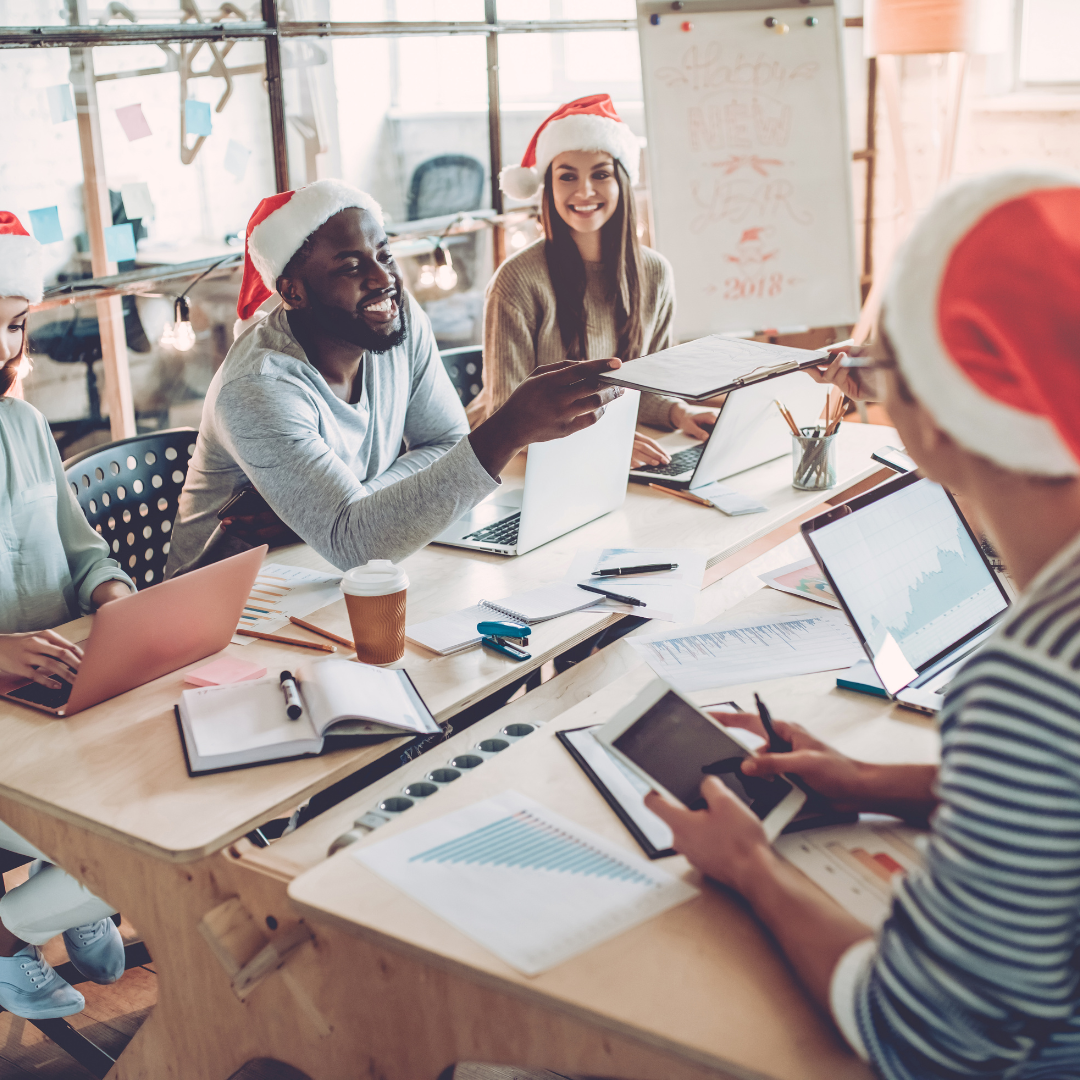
[[418, 262, 436, 288], [433, 244, 457, 292], [168, 295, 196, 352], [510, 229, 527, 250]]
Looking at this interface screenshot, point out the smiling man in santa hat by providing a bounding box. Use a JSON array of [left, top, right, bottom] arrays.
[[167, 180, 625, 574]]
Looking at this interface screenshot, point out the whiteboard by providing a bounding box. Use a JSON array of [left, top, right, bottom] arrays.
[[638, 0, 861, 338]]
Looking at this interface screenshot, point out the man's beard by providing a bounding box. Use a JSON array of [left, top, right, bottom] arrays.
[[305, 291, 408, 353]]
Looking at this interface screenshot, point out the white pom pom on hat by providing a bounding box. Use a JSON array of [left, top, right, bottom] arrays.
[[0, 212, 44, 305], [237, 180, 384, 320], [498, 94, 641, 201]]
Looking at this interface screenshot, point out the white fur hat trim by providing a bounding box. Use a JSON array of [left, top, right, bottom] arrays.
[[0, 233, 44, 304], [884, 167, 1080, 478], [248, 180, 384, 292]]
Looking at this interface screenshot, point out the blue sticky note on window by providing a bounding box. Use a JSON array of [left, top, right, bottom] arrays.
[[29, 206, 63, 245], [46, 83, 76, 124], [185, 99, 212, 137], [104, 223, 136, 262]]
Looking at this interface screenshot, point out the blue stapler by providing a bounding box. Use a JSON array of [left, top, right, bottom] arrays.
[[477, 620, 532, 661]]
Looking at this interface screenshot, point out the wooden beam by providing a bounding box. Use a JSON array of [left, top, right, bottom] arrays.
[[68, 25, 137, 440]]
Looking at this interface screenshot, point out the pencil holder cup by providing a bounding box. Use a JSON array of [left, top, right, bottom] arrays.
[[792, 428, 838, 491]]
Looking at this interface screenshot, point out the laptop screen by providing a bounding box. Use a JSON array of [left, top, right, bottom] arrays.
[[809, 477, 1008, 673]]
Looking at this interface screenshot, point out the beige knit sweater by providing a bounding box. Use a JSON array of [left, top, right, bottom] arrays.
[[466, 238, 679, 429]]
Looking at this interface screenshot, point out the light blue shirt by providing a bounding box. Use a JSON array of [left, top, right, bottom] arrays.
[[0, 397, 133, 633]]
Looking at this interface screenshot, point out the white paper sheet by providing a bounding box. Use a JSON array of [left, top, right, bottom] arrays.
[[759, 557, 841, 608], [774, 817, 927, 928], [353, 791, 698, 976], [628, 609, 864, 692], [563, 547, 706, 624], [231, 562, 344, 645]]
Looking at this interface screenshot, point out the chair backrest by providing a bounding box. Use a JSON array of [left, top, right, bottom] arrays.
[[407, 154, 485, 221], [440, 346, 483, 407], [63, 428, 197, 590]]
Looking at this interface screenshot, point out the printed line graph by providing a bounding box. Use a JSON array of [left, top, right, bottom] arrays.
[[410, 809, 655, 886]]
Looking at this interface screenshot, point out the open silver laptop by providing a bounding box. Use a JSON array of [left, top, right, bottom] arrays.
[[802, 471, 1010, 714], [0, 546, 266, 716], [630, 370, 829, 490], [433, 389, 639, 556]]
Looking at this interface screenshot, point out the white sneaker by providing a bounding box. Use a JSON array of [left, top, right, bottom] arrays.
[[0, 944, 85, 1019]]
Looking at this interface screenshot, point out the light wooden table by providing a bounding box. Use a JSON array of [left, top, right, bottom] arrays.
[[0, 423, 893, 1079], [266, 589, 937, 1080], [230, 540, 938, 1080]]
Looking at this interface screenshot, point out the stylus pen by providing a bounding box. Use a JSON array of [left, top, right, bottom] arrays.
[[592, 563, 677, 577], [280, 670, 303, 721], [754, 693, 792, 754], [576, 582, 646, 607]]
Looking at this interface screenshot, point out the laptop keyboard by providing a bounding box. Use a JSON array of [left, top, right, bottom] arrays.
[[633, 444, 705, 477], [463, 513, 520, 547], [9, 678, 72, 709]]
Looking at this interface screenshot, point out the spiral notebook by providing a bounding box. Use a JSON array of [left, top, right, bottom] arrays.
[[406, 584, 603, 656]]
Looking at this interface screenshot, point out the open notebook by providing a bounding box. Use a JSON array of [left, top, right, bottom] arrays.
[[175, 659, 438, 775], [406, 583, 602, 657]]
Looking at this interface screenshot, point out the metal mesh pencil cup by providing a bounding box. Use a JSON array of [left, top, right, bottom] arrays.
[[792, 428, 838, 490]]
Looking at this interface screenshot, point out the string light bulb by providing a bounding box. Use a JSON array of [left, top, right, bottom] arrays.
[[418, 263, 436, 288], [161, 295, 196, 352], [433, 244, 457, 291]]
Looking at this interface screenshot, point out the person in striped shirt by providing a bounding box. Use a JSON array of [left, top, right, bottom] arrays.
[[646, 169, 1080, 1078]]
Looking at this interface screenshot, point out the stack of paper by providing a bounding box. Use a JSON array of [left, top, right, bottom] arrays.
[[628, 609, 864, 692], [353, 791, 698, 975]]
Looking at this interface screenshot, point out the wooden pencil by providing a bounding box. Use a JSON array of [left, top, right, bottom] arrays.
[[648, 483, 712, 507], [288, 616, 355, 650], [774, 400, 801, 437], [235, 628, 336, 652]]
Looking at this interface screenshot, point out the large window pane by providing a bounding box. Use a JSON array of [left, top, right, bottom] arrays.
[[285, 34, 493, 348], [3, 0, 261, 27], [1020, 0, 1080, 83], [4, 44, 274, 452], [282, 0, 487, 22]]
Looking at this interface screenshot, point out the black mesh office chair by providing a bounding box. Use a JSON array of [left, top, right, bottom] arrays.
[[63, 427, 197, 589], [440, 346, 483, 408]]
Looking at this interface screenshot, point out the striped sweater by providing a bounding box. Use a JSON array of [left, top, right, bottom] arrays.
[[840, 529, 1080, 1078]]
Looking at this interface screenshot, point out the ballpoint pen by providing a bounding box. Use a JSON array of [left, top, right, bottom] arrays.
[[754, 692, 792, 753], [576, 582, 646, 607], [592, 563, 677, 577]]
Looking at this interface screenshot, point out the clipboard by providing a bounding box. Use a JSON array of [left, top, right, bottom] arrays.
[[599, 336, 839, 402]]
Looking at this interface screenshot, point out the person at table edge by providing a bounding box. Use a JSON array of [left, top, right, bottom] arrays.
[[648, 169, 1080, 1080], [166, 180, 625, 575]]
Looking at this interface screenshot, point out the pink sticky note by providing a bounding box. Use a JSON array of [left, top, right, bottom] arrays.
[[115, 103, 152, 141], [184, 657, 267, 687]]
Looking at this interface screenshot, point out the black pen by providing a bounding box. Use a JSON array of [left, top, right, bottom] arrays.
[[592, 562, 678, 577], [576, 582, 646, 607], [280, 670, 303, 721], [754, 692, 791, 753]]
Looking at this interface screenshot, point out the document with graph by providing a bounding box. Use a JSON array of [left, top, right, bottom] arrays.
[[774, 817, 927, 927], [627, 609, 864, 692], [231, 562, 343, 645], [352, 791, 698, 976]]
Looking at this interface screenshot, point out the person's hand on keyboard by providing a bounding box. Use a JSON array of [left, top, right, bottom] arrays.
[[0, 630, 83, 689], [669, 401, 718, 441], [631, 432, 670, 468]]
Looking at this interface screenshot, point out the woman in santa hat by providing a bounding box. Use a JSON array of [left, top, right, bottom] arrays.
[[0, 212, 135, 1018], [647, 169, 1080, 1078], [468, 94, 717, 467]]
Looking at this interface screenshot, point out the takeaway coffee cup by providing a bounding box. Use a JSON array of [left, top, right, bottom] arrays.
[[341, 561, 409, 665]]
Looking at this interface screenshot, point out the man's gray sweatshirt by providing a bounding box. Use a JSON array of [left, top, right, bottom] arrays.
[[166, 295, 498, 573]]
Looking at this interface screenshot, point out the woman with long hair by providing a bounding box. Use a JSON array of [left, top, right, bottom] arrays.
[[0, 212, 135, 1020], [468, 95, 716, 467]]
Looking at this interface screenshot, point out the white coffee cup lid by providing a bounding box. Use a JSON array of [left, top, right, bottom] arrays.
[[341, 560, 409, 597]]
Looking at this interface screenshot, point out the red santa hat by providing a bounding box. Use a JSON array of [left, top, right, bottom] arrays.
[[884, 168, 1080, 477], [499, 94, 641, 202], [0, 212, 43, 305], [236, 180, 384, 321]]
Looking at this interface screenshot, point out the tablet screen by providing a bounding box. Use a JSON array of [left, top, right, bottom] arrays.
[[611, 690, 793, 814]]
